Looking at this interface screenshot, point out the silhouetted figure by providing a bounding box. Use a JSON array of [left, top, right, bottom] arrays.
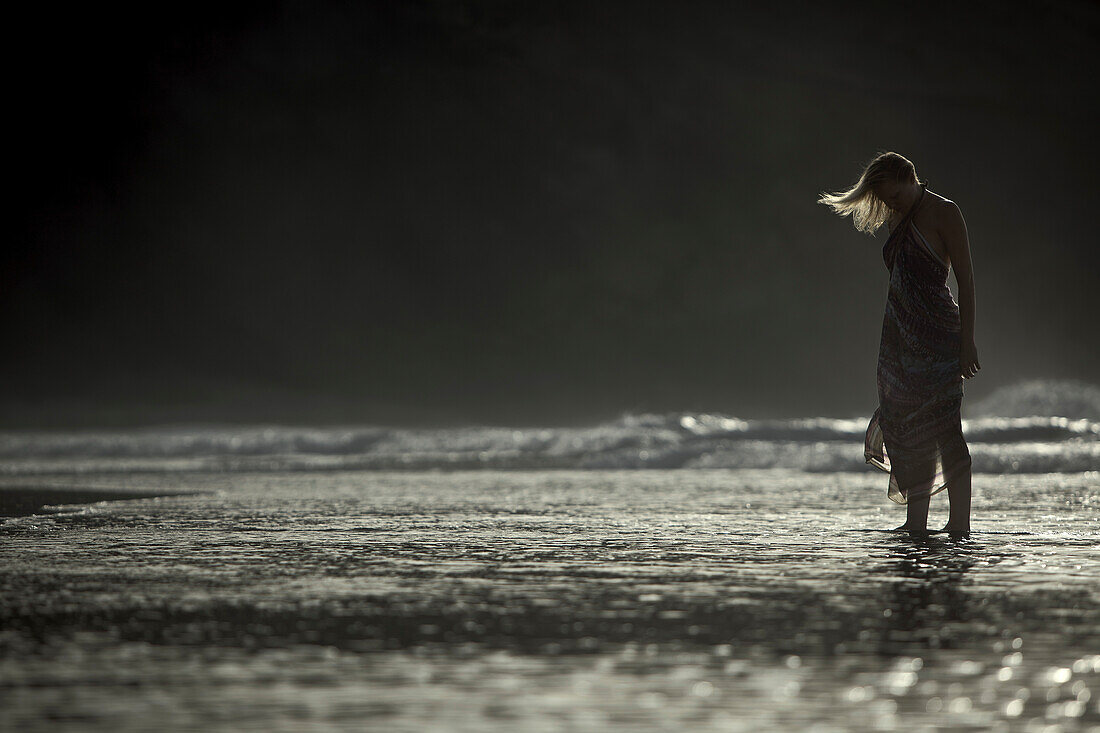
[[820, 152, 980, 534]]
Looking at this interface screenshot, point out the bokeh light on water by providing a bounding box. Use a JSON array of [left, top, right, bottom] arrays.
[[1, 468, 1098, 731]]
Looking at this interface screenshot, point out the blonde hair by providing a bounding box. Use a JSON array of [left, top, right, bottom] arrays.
[[818, 152, 921, 234]]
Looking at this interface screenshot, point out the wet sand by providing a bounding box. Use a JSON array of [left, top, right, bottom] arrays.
[[0, 486, 195, 518], [1, 469, 1098, 731]]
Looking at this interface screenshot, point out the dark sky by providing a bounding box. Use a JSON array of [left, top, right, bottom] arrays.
[[5, 0, 1098, 427]]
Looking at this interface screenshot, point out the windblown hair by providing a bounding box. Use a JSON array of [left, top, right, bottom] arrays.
[[818, 152, 921, 235]]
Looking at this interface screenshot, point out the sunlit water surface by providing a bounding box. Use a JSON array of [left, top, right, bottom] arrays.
[[2, 469, 1098, 731]]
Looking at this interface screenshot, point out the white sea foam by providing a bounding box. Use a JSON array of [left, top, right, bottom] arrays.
[[2, 381, 1095, 475], [0, 415, 1095, 475]]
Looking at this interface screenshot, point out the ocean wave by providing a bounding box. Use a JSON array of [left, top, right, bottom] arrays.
[[0, 439, 1096, 476], [2, 381, 1096, 474], [967, 379, 1100, 420], [0, 415, 1095, 459], [0, 416, 1095, 475]]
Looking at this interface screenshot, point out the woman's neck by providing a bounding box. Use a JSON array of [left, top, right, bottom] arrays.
[[900, 182, 925, 215]]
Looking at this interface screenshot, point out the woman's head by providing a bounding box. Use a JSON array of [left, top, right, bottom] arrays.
[[818, 152, 922, 234]]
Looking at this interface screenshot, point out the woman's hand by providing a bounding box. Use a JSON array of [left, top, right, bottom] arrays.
[[961, 340, 981, 379]]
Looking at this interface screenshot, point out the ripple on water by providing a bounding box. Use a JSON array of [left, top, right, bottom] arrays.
[[1, 469, 1098, 731]]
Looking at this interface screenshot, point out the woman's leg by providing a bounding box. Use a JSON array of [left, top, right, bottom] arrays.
[[900, 491, 931, 532], [941, 432, 973, 533], [894, 457, 935, 532]]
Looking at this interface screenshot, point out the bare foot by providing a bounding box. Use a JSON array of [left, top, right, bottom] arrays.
[[894, 523, 929, 533], [940, 523, 970, 536]]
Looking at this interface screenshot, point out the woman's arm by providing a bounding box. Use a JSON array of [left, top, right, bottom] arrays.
[[941, 201, 981, 379]]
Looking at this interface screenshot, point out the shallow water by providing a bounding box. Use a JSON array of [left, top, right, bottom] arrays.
[[2, 468, 1098, 731]]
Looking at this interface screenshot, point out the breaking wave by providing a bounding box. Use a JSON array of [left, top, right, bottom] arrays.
[[1, 381, 1096, 475]]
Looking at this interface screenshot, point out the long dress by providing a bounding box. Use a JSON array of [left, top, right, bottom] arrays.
[[864, 185, 971, 504]]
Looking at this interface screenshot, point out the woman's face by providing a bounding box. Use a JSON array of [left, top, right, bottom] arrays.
[[874, 180, 906, 212]]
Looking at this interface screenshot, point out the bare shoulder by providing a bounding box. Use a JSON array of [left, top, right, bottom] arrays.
[[927, 191, 965, 227]]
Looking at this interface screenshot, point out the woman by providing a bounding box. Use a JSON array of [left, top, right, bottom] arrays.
[[820, 152, 980, 534]]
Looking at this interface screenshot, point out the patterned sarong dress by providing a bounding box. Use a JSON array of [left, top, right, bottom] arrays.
[[864, 185, 972, 504]]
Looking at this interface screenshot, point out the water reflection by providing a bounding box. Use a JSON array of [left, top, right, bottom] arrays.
[[874, 536, 1012, 655], [1, 470, 1098, 732]]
